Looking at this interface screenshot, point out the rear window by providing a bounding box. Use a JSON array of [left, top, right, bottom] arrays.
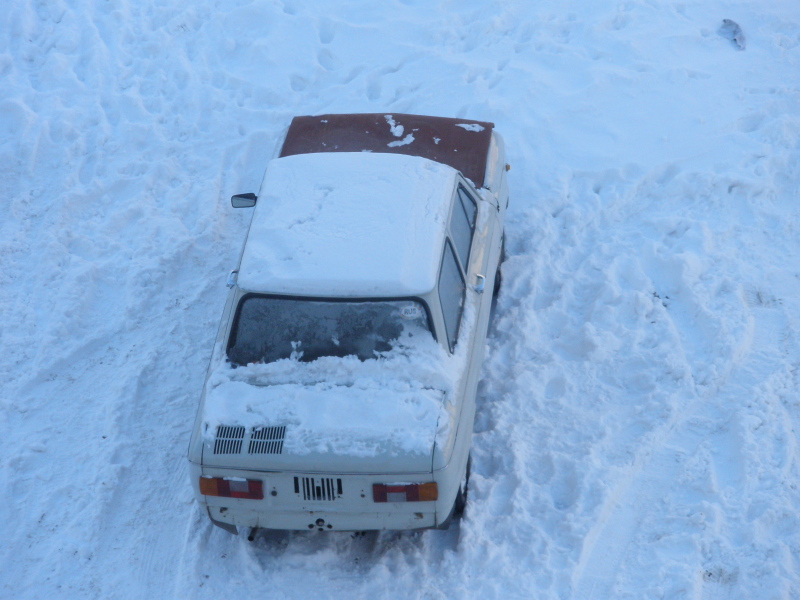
[[227, 296, 432, 366]]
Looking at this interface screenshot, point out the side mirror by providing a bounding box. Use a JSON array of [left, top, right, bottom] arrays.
[[231, 193, 257, 208]]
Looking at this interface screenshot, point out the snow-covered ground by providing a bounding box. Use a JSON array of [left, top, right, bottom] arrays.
[[2, 0, 800, 598]]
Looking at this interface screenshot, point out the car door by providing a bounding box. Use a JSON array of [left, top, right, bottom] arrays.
[[451, 180, 501, 340], [438, 179, 501, 464]]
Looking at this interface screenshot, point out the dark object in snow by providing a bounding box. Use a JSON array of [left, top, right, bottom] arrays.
[[719, 19, 746, 50], [281, 113, 495, 187]]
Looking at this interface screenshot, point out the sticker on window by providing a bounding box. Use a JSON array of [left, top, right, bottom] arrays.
[[399, 304, 424, 320]]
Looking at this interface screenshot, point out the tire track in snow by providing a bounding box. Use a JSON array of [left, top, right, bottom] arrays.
[[570, 297, 799, 599], [571, 408, 711, 599]]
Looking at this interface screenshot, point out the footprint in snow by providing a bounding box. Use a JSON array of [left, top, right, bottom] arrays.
[[719, 19, 746, 50]]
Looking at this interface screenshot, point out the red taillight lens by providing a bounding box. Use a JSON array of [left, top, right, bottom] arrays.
[[199, 477, 263, 500], [373, 482, 438, 503]]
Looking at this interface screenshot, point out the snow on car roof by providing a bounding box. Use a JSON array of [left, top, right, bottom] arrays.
[[237, 152, 459, 297], [280, 113, 495, 187]]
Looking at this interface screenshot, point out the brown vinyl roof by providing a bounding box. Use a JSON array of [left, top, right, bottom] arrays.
[[279, 113, 495, 187]]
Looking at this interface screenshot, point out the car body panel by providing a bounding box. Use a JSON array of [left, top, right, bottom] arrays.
[[279, 113, 495, 187], [188, 115, 509, 533]]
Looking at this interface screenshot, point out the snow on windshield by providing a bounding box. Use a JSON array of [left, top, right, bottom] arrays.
[[201, 298, 478, 456], [227, 296, 432, 365]]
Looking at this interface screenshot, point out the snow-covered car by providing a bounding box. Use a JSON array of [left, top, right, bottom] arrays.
[[187, 113, 509, 534]]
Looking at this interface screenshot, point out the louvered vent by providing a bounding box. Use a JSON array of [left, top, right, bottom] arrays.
[[248, 426, 286, 455], [294, 476, 343, 501], [213, 425, 245, 454]]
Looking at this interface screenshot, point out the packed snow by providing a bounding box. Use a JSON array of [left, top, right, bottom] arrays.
[[200, 305, 469, 460], [2, 0, 800, 599], [203, 379, 447, 458], [385, 114, 405, 138], [238, 152, 456, 296], [456, 124, 486, 132]]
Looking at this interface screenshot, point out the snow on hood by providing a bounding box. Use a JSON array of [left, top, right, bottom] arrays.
[[204, 380, 446, 458], [200, 317, 472, 458]]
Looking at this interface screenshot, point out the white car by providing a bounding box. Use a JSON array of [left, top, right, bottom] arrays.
[[188, 113, 509, 535]]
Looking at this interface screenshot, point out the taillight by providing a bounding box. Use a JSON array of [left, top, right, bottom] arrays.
[[372, 482, 438, 503], [199, 476, 263, 500]]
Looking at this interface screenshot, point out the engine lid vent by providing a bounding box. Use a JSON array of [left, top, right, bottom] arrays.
[[213, 425, 245, 454], [248, 426, 286, 455], [295, 476, 343, 502]]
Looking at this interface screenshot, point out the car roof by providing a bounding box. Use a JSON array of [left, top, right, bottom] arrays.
[[237, 152, 459, 297], [280, 113, 494, 187]]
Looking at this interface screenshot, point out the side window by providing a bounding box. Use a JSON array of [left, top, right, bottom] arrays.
[[438, 240, 466, 352], [450, 185, 478, 268]]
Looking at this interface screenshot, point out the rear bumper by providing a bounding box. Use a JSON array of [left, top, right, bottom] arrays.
[[191, 463, 444, 532], [206, 503, 436, 532]]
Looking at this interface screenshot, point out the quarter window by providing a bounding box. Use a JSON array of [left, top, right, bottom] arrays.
[[438, 240, 466, 352], [450, 185, 478, 268]]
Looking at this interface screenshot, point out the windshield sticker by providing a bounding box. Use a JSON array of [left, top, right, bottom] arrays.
[[399, 304, 423, 320]]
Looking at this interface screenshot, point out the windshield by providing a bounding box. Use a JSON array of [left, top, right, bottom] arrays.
[[227, 296, 433, 366]]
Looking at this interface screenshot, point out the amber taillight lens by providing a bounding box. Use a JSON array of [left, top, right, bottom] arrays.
[[372, 482, 438, 503], [199, 476, 263, 500]]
